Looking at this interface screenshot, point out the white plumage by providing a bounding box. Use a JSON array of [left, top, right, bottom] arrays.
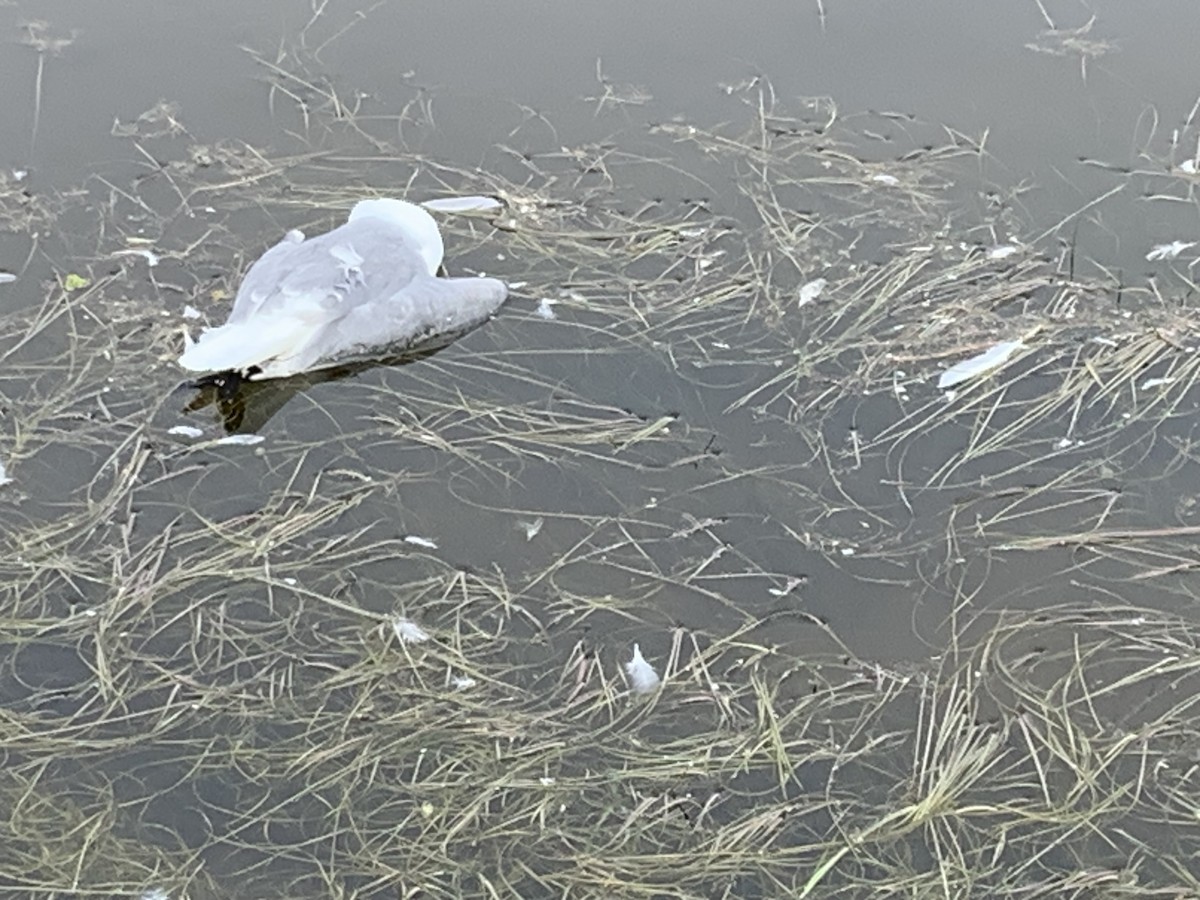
[[178, 198, 508, 380], [624, 644, 662, 694]]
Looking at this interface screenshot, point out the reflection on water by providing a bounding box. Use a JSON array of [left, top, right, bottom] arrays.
[[178, 334, 472, 434]]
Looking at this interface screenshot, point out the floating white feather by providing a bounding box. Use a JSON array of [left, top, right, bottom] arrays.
[[937, 340, 1025, 390], [624, 644, 661, 694], [798, 277, 827, 307], [1146, 240, 1194, 261], [390, 615, 430, 644], [215, 434, 264, 446], [986, 244, 1020, 260], [421, 195, 503, 213]]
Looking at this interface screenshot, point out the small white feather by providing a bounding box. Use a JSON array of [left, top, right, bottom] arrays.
[[1146, 240, 1194, 261], [798, 277, 827, 307], [422, 195, 503, 213], [937, 340, 1025, 390], [404, 535, 438, 550], [0, 460, 11, 486], [986, 244, 1020, 260], [390, 615, 430, 644], [215, 434, 264, 446], [168, 425, 204, 438], [112, 248, 160, 267], [624, 644, 661, 694], [0, 272, 16, 284]]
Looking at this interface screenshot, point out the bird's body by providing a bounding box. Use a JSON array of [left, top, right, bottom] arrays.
[[178, 198, 507, 380]]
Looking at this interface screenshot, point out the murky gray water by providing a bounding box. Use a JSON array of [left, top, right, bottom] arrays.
[[4, 3, 1200, 898]]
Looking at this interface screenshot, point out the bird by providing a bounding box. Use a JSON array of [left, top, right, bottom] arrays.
[[177, 198, 508, 380]]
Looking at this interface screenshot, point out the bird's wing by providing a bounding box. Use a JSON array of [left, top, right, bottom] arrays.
[[227, 219, 425, 324], [252, 274, 509, 378], [181, 218, 428, 374]]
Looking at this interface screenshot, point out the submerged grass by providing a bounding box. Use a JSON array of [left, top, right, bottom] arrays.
[[4, 20, 1200, 900]]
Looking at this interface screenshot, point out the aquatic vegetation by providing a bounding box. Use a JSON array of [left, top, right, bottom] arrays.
[[3, 11, 1200, 900]]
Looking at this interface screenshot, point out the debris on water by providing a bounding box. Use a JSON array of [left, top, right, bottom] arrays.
[[798, 277, 827, 307], [871, 173, 900, 186], [624, 643, 661, 694], [63, 273, 90, 291], [167, 425, 204, 438], [1146, 241, 1194, 261], [450, 674, 477, 690], [421, 195, 503, 213], [214, 434, 264, 446], [1141, 376, 1175, 390], [1177, 159, 1199, 175], [937, 340, 1025, 389], [986, 244, 1020, 260], [112, 248, 160, 267], [182, 305, 201, 319], [535, 298, 558, 320], [404, 535, 438, 550], [389, 614, 430, 644], [0, 272, 15, 284], [670, 516, 725, 539], [0, 460, 12, 486], [140, 890, 169, 900], [11, 169, 27, 182], [768, 576, 805, 597], [519, 517, 544, 541]]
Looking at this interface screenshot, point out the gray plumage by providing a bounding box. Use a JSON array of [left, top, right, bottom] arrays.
[[178, 198, 507, 380]]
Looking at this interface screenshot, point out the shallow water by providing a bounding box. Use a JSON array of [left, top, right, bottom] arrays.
[[4, 2, 1200, 898]]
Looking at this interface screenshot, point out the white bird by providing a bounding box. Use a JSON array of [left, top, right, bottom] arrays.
[[178, 198, 508, 380]]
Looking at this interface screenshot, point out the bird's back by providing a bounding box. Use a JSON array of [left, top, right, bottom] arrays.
[[229, 216, 427, 325], [179, 208, 507, 379]]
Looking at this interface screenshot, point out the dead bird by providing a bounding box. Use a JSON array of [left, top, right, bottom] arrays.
[[178, 198, 507, 380]]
